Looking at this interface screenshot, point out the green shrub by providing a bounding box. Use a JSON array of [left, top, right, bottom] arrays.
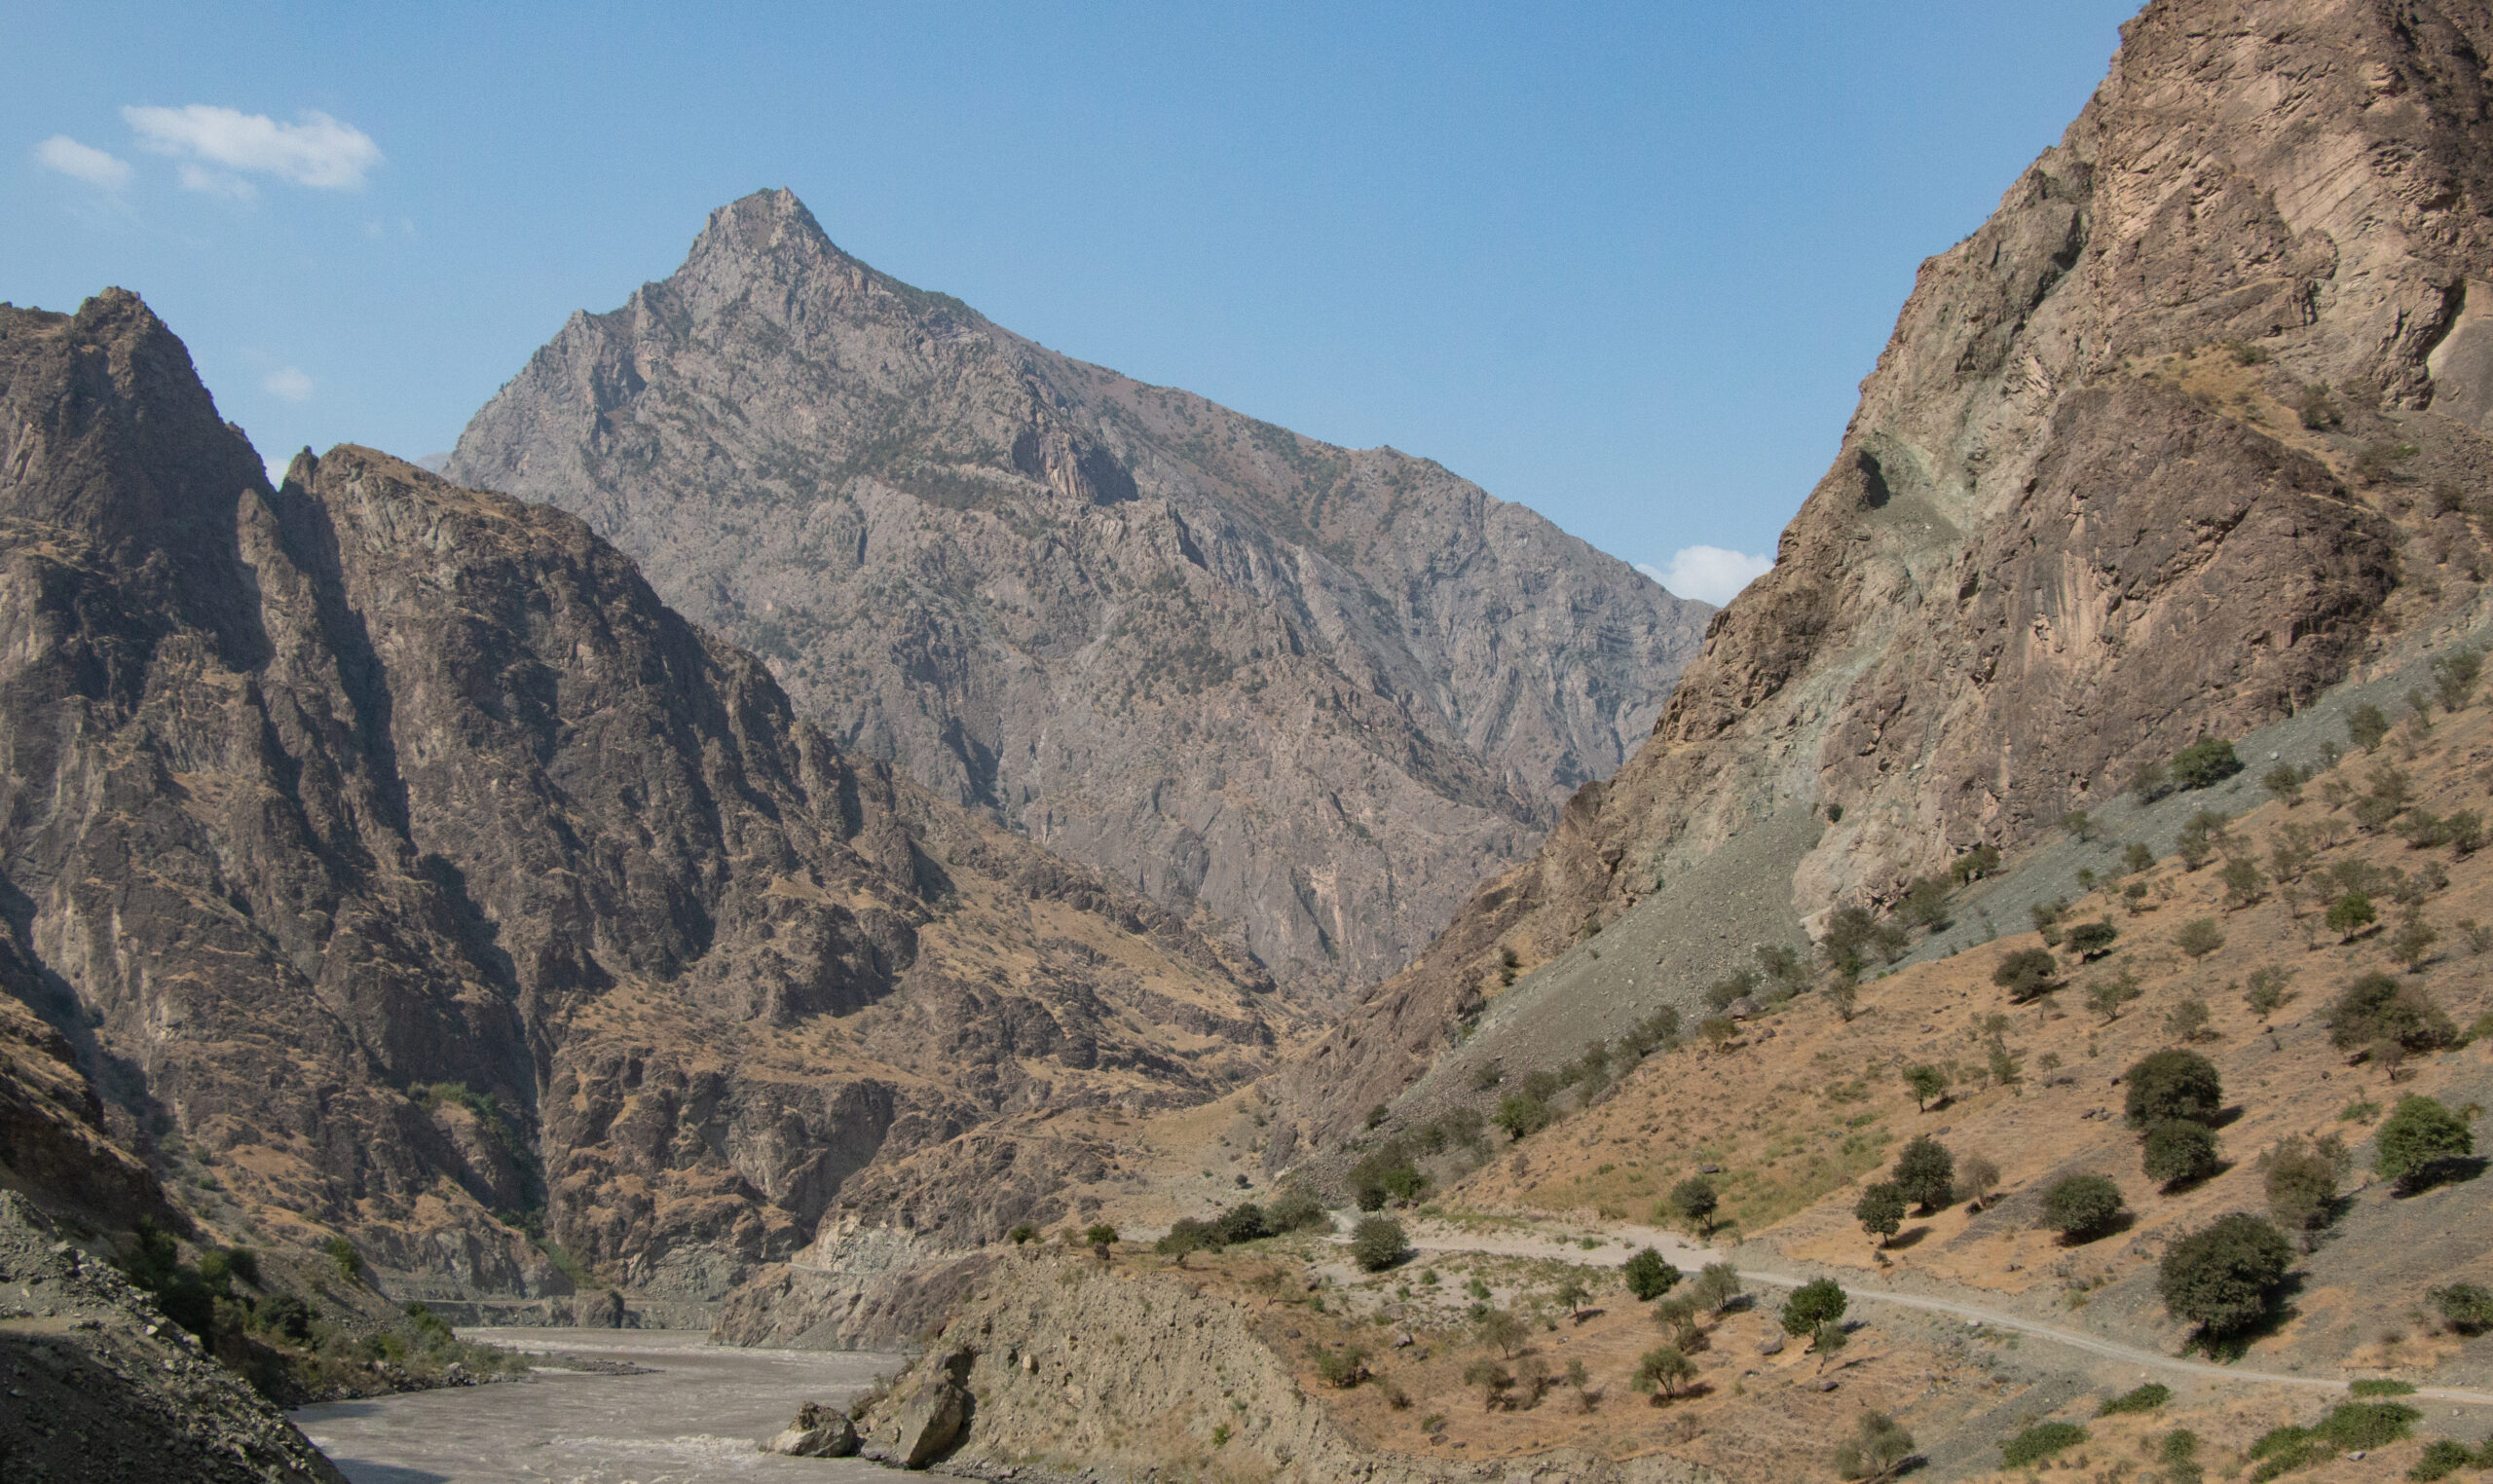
[[1492, 1094, 1551, 1142], [2172, 737, 2243, 790], [2328, 890, 2379, 940], [1266, 1188, 1329, 1233], [1853, 1182, 1906, 1244], [2098, 1382, 2172, 1415], [2263, 1133, 2347, 1248], [2350, 1378, 2416, 1397], [2000, 1421, 2088, 1466], [2160, 1212, 2292, 1340], [1350, 1216, 1407, 1272], [1668, 1176, 1718, 1235], [2347, 702, 2391, 751], [2040, 1174, 2129, 1243], [1892, 1135, 1954, 1210], [1991, 947, 2061, 1003], [2125, 1048, 2222, 1128], [2430, 1281, 2493, 1334], [2143, 1119, 2222, 1189], [2374, 1095, 2474, 1191], [1314, 1344, 1367, 1388], [2411, 1438, 2477, 1481], [1902, 1064, 1948, 1111], [1630, 1345, 1695, 1400], [2175, 917, 2226, 959], [1779, 1279, 1846, 1337], [324, 1236, 362, 1282], [2327, 975, 2458, 1055], [1622, 1247, 1680, 1301]]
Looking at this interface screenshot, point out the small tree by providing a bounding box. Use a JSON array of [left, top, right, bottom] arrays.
[[1902, 1063, 1948, 1112], [1476, 1309, 1528, 1358], [1554, 1278, 1592, 1322], [1631, 1345, 1695, 1402], [2328, 890, 2378, 942], [2065, 920, 2119, 960], [2347, 702, 2391, 751], [2142, 1119, 2221, 1189], [2220, 857, 2266, 909], [1891, 1135, 1954, 1212], [1690, 1262, 1743, 1314], [1461, 1357, 1513, 1410], [1780, 1278, 1847, 1338], [2244, 965, 2295, 1019], [2433, 649, 2482, 712], [2263, 1133, 2347, 1249], [2175, 918, 2225, 960], [2124, 1048, 2223, 1128], [1832, 1411, 1916, 1482], [1956, 1153, 2001, 1211], [1351, 1216, 1407, 1272], [1622, 1246, 1680, 1301], [2164, 997, 2213, 1044], [1992, 947, 2061, 1003], [1853, 1182, 1907, 1247], [1155, 1219, 1213, 1266], [1085, 1223, 1120, 1261], [2391, 911, 2440, 972], [1668, 1176, 1719, 1236], [2039, 1174, 2128, 1243], [2373, 1095, 2474, 1192], [2326, 974, 2457, 1056], [1650, 1294, 1703, 1348], [1493, 1094, 1551, 1141], [2159, 1213, 2292, 1343], [2085, 968, 2143, 1022]]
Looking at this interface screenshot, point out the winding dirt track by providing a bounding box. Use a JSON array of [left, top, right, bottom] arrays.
[[1352, 1215, 2493, 1410]]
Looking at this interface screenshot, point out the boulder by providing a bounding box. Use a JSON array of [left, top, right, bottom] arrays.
[[761, 1415, 858, 1458], [877, 1376, 967, 1469]]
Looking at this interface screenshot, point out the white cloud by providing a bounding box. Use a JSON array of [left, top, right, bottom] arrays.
[[1639, 545, 1774, 606], [263, 367, 314, 402], [124, 105, 382, 190], [33, 134, 130, 188], [177, 162, 256, 200]]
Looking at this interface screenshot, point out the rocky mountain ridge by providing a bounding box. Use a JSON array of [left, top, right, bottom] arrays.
[[446, 191, 1710, 996], [0, 290, 1293, 1315], [1270, 0, 2493, 1145]]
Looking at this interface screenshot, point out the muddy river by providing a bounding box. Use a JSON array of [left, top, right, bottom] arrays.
[[293, 1328, 906, 1483]]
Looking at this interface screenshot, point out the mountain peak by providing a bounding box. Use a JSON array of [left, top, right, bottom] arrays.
[[685, 186, 837, 267]]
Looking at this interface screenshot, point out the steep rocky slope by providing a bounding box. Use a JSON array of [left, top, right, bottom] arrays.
[[446, 191, 1709, 995], [1273, 0, 2493, 1145], [0, 291, 1287, 1316]]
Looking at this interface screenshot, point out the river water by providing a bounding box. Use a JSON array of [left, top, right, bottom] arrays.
[[292, 1328, 906, 1483]]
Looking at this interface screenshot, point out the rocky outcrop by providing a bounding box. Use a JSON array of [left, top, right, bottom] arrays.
[[762, 1401, 860, 1458], [447, 190, 1710, 995], [0, 292, 1289, 1311], [853, 1253, 1721, 1482], [0, 1193, 346, 1484], [862, 1347, 972, 1468], [1276, 0, 2493, 1142]]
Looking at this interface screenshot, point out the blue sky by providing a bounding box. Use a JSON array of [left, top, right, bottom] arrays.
[[8, 1, 2138, 605]]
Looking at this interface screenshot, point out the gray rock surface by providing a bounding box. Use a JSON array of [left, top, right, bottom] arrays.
[[0, 1193, 346, 1484], [0, 292, 1288, 1310], [447, 191, 1709, 995]]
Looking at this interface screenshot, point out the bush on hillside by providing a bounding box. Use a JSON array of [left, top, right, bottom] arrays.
[[1622, 1246, 1680, 1301], [2001, 1422, 2089, 1467], [2159, 1212, 2292, 1342], [2039, 1174, 2128, 1243], [2327, 974, 2458, 1056], [2373, 1095, 2474, 1193], [1350, 1216, 1407, 1272], [2171, 737, 2243, 790], [1891, 1135, 1954, 1211], [1991, 947, 2061, 1003], [2143, 1119, 2222, 1189], [1779, 1279, 1846, 1338], [2124, 1048, 2222, 1128]]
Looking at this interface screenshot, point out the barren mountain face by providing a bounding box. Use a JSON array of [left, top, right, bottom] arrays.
[[1277, 0, 2493, 1139], [446, 194, 1709, 995], [0, 293, 1288, 1303]]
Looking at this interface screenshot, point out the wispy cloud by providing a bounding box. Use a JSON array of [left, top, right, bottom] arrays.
[[33, 134, 131, 189], [263, 367, 315, 402], [1638, 545, 1773, 606], [124, 105, 382, 191]]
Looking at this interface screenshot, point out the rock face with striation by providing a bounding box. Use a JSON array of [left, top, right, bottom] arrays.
[[1276, 0, 2493, 1141], [0, 291, 1288, 1308], [446, 191, 1709, 994]]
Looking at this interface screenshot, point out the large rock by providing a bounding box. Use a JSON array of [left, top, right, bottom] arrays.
[[866, 1349, 975, 1469], [761, 1402, 858, 1458], [446, 192, 1710, 995]]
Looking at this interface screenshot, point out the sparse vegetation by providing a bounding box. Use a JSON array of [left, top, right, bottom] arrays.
[[2261, 1133, 2349, 1249], [2175, 917, 2225, 959], [2098, 1382, 2172, 1415], [1831, 1410, 1916, 1481]]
